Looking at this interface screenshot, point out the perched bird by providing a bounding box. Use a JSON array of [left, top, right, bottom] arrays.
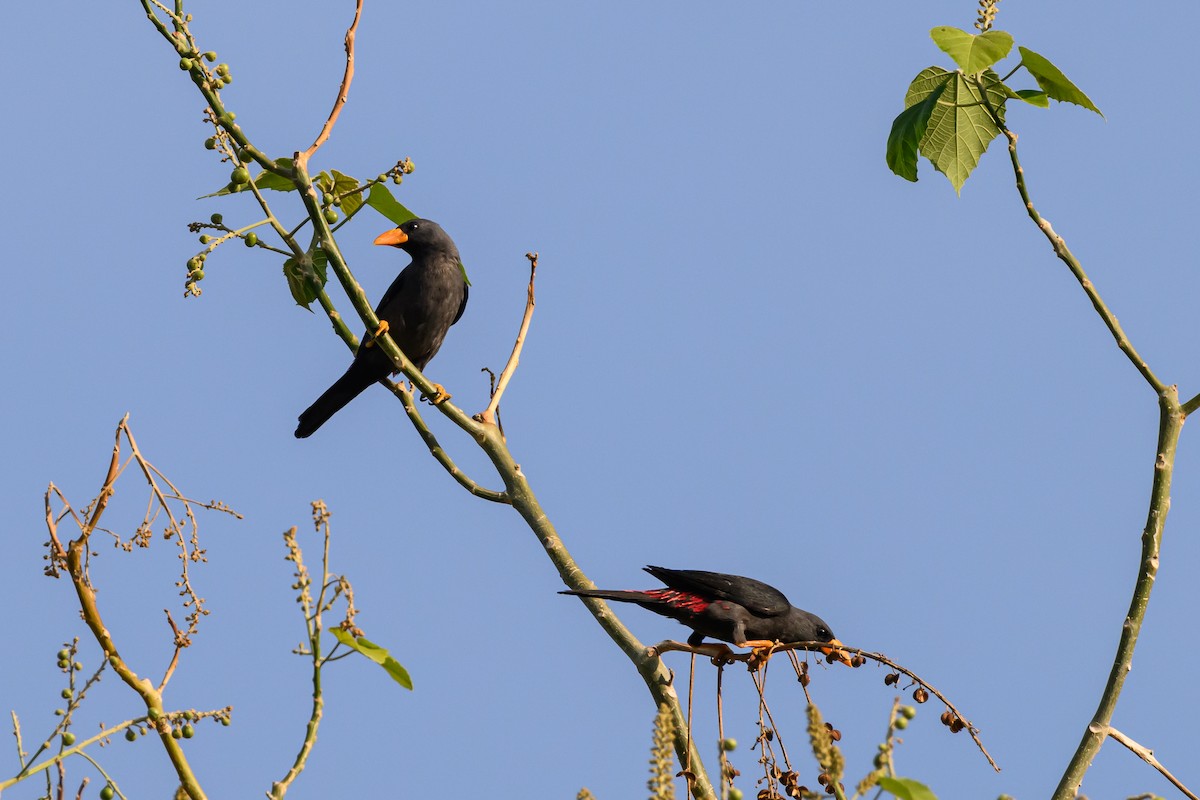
[[295, 218, 468, 438], [562, 566, 851, 662]]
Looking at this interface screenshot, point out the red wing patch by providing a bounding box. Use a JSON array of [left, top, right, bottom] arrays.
[[645, 589, 710, 613]]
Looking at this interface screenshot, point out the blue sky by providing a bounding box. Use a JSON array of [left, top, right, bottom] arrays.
[[4, 2, 1200, 798]]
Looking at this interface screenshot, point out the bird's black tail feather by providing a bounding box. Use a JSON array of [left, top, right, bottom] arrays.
[[294, 358, 379, 438], [559, 588, 654, 604]]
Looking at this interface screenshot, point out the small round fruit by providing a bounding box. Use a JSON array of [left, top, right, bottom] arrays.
[[220, 717, 230, 726], [895, 717, 908, 730], [198, 235, 210, 244], [237, 148, 252, 163], [62, 732, 76, 746], [171, 727, 182, 739], [100, 785, 115, 800], [182, 724, 194, 739], [323, 208, 338, 224], [721, 737, 737, 751], [913, 688, 929, 703], [57, 649, 70, 660], [230, 167, 249, 185], [57, 660, 69, 670], [728, 789, 743, 800], [61, 689, 73, 699], [148, 708, 161, 720], [191, 270, 205, 281], [54, 709, 65, 716], [203, 51, 217, 62], [899, 705, 917, 720], [210, 213, 223, 224], [124, 729, 137, 742], [204, 137, 217, 150], [391, 174, 403, 185], [179, 58, 193, 70], [73, 662, 82, 671], [244, 232, 258, 247]]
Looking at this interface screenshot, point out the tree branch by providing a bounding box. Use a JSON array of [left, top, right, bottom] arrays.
[[480, 252, 537, 427], [301, 0, 362, 160], [1107, 726, 1199, 800]]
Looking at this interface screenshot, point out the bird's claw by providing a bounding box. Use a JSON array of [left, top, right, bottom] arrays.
[[738, 640, 780, 669], [363, 320, 390, 350], [421, 383, 452, 405]]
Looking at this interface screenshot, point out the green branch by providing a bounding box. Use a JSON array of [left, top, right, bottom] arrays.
[[1052, 387, 1183, 799]]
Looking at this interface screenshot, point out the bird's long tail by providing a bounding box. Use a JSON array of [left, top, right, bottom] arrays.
[[558, 588, 656, 604], [295, 358, 379, 438]]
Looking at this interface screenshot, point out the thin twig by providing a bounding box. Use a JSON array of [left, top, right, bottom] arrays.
[[1108, 727, 1199, 800], [480, 252, 538, 426], [1182, 392, 1200, 418], [388, 382, 510, 503], [302, 0, 363, 160], [648, 639, 1000, 773]]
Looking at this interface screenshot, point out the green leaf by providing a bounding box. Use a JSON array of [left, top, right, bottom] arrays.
[[457, 259, 472, 287], [331, 629, 413, 690], [1017, 47, 1102, 116], [366, 183, 417, 226], [886, 79, 948, 181], [930, 27, 1013, 73], [902, 66, 1008, 193], [877, 776, 938, 800], [199, 158, 296, 198], [281, 247, 328, 310], [330, 169, 365, 217], [1015, 88, 1050, 107]]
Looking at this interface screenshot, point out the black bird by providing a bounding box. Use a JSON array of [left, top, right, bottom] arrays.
[[561, 566, 851, 662], [295, 218, 468, 438]]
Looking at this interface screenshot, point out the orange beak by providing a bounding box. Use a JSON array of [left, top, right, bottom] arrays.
[[373, 228, 408, 246], [820, 638, 854, 666]]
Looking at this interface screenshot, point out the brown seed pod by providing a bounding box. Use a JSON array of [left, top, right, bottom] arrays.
[[940, 710, 954, 726], [950, 718, 966, 734], [884, 672, 899, 686], [799, 672, 811, 687], [913, 687, 929, 703], [829, 729, 842, 742], [817, 772, 830, 786]]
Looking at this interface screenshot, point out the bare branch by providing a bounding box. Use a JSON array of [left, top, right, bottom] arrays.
[[302, 0, 363, 160], [1108, 727, 1199, 800], [480, 252, 538, 427]]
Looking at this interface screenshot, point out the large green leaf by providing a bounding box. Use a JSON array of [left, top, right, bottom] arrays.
[[886, 79, 948, 181], [877, 777, 938, 800], [366, 183, 416, 226], [199, 157, 296, 198], [1018, 47, 1102, 116], [903, 66, 1007, 193], [930, 27, 1013, 73], [331, 629, 413, 690], [281, 247, 328, 310]]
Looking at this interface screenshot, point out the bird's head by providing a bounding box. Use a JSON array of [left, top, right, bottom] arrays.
[[373, 218, 457, 256], [790, 609, 854, 666]]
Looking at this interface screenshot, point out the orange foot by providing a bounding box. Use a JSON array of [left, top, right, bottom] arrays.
[[421, 383, 452, 405]]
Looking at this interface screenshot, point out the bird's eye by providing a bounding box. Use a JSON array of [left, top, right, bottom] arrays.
[[817, 627, 830, 639]]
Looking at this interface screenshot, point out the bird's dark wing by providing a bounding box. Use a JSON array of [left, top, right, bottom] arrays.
[[451, 282, 469, 326], [643, 566, 790, 617], [374, 266, 409, 317]]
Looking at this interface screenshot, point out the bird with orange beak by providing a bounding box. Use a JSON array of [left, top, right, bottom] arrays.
[[562, 566, 853, 663]]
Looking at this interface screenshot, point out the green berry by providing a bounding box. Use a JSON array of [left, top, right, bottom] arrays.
[[376, 174, 388, 183], [73, 662, 82, 671], [391, 174, 402, 185], [148, 708, 161, 720], [54, 709, 65, 716], [57, 649, 70, 660], [873, 752, 887, 769], [721, 737, 737, 751], [203, 51, 217, 62], [57, 660, 69, 670], [220, 717, 230, 726], [323, 208, 338, 224], [199, 235, 210, 244], [728, 789, 743, 800], [62, 732, 75, 746], [895, 717, 909, 730], [244, 232, 258, 247], [61, 689, 73, 699], [230, 167, 249, 185], [100, 785, 115, 800], [187, 257, 201, 271], [171, 727, 182, 739], [179, 58, 193, 70], [210, 213, 223, 224], [237, 148, 252, 163], [899, 705, 917, 720], [191, 270, 205, 281], [182, 724, 194, 739], [124, 729, 137, 742]]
